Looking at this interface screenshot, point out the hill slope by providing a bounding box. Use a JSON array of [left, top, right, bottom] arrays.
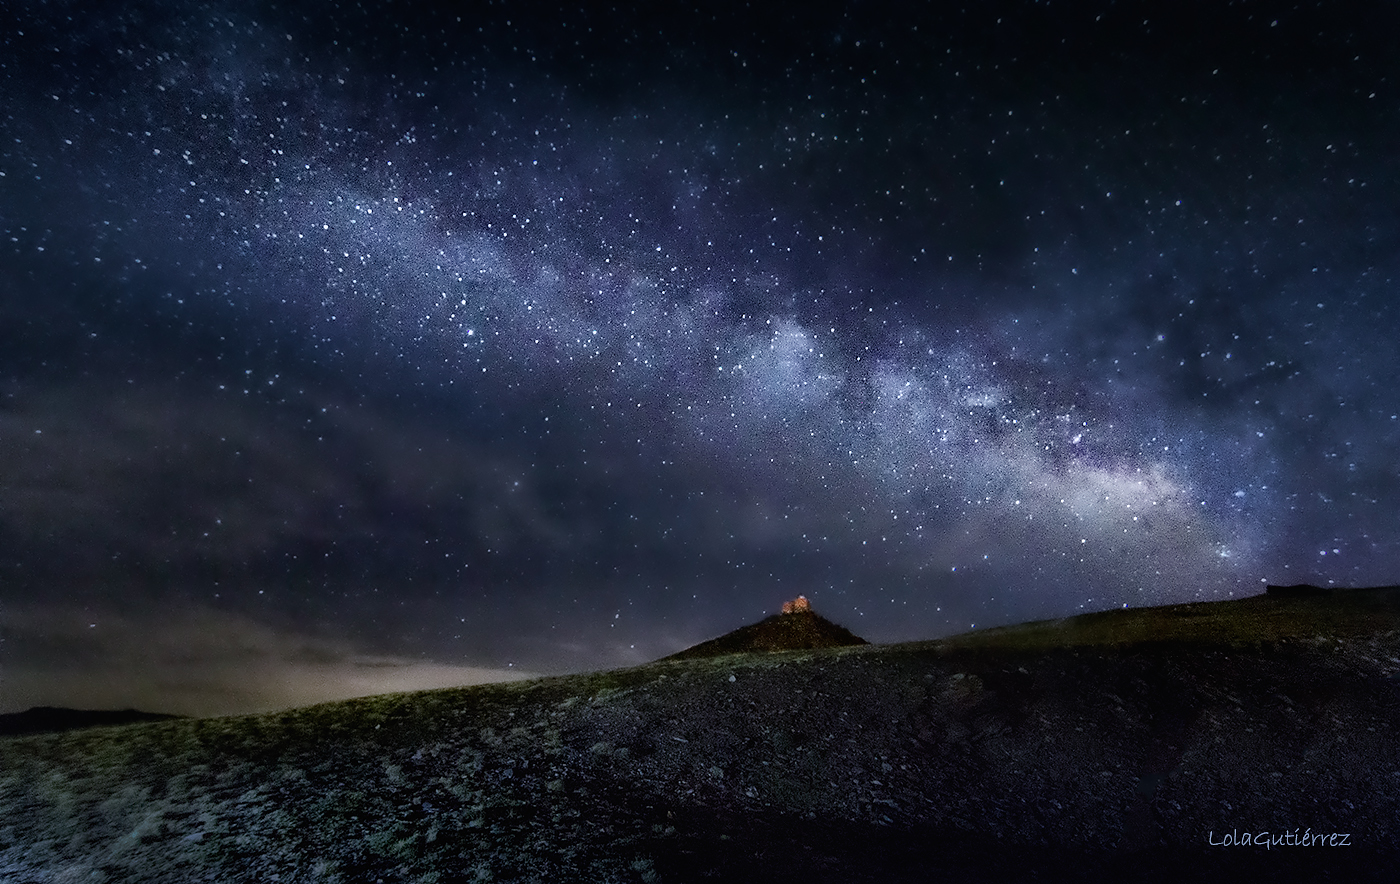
[[3, 587, 1400, 882], [658, 603, 868, 661]]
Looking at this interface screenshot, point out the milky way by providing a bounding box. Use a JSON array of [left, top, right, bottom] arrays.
[[4, 1, 1400, 713]]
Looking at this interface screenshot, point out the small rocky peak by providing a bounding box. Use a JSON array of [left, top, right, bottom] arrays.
[[781, 595, 811, 614]]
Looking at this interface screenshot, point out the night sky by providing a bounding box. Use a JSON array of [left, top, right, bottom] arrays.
[[4, 0, 1399, 716]]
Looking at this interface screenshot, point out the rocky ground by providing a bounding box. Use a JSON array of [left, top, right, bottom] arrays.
[[3, 588, 1400, 882]]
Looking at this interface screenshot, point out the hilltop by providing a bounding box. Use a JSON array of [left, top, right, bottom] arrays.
[[658, 595, 868, 661], [3, 586, 1400, 882]]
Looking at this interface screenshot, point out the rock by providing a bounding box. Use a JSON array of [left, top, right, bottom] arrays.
[[781, 595, 811, 614]]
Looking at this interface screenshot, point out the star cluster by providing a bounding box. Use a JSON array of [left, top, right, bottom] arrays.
[[3, 1, 1400, 712]]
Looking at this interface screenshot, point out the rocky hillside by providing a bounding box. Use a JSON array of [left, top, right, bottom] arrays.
[[657, 596, 868, 661], [3, 588, 1400, 882]]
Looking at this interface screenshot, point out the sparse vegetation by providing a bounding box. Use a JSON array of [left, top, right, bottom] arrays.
[[4, 588, 1400, 881]]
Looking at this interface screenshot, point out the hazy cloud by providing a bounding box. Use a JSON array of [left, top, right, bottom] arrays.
[[0, 603, 532, 717]]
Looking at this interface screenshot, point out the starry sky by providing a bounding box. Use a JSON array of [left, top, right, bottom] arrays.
[[3, 0, 1399, 716]]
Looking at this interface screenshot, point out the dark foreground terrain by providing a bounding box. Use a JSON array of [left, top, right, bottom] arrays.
[[4, 587, 1400, 882], [0, 708, 183, 739]]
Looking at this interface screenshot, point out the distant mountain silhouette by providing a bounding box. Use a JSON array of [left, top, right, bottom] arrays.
[[1265, 582, 1333, 597], [0, 706, 182, 738], [659, 597, 868, 661]]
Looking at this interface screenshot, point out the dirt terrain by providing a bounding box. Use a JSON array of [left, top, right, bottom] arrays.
[[3, 587, 1400, 881]]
